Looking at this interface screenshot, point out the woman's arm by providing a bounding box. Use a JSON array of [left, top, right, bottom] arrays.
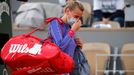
[[49, 20, 75, 51]]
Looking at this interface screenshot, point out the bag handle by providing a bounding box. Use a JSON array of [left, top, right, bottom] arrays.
[[25, 17, 63, 37]]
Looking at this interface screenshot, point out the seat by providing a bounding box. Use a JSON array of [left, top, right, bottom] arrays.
[[41, 2, 62, 18], [81, 2, 92, 25], [121, 43, 134, 75], [82, 42, 111, 75], [92, 21, 120, 28]]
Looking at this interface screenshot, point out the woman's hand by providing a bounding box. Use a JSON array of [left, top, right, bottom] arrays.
[[71, 19, 81, 32], [75, 37, 83, 49]]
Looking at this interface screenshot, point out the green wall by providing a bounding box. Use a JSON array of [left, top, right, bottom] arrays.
[[0, 0, 12, 74], [0, 0, 12, 37]]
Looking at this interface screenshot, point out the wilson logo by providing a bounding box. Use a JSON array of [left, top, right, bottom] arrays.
[[9, 44, 42, 54]]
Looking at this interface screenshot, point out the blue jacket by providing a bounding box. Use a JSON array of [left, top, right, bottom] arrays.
[[48, 19, 76, 57]]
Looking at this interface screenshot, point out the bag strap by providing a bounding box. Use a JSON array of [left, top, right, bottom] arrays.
[[25, 17, 63, 37]]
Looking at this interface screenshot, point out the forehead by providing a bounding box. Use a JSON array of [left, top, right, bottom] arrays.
[[70, 7, 83, 17]]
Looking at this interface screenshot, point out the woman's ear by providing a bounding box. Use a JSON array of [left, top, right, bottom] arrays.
[[64, 8, 70, 15]]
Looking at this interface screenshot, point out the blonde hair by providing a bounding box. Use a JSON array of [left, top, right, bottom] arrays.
[[64, 1, 84, 12]]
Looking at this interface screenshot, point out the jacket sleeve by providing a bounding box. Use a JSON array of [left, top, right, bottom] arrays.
[[49, 20, 75, 51], [116, 0, 125, 10]]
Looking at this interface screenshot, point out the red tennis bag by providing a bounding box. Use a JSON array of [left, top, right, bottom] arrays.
[[1, 18, 74, 75]]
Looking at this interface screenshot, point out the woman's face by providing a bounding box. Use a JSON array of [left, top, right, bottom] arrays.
[[66, 7, 83, 23]]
